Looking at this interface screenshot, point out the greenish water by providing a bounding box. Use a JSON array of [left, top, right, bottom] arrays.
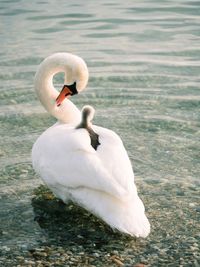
[[0, 0, 200, 266]]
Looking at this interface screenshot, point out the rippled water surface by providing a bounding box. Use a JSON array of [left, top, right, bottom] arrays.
[[0, 0, 200, 265]]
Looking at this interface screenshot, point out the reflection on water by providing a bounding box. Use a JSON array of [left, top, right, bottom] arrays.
[[32, 186, 130, 249], [0, 0, 200, 265]]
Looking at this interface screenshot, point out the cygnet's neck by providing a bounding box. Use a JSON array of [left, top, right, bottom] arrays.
[[76, 106, 100, 150]]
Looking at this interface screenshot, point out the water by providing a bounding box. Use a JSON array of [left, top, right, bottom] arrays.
[[0, 0, 200, 265]]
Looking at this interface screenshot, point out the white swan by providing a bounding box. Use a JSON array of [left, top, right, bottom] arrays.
[[32, 52, 150, 238]]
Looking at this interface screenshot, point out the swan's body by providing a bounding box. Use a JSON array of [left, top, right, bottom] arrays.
[[32, 53, 150, 237]]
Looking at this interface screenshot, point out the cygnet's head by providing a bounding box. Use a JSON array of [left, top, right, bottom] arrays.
[[81, 105, 95, 126]]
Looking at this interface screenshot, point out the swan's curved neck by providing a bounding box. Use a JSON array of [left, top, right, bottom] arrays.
[[34, 53, 88, 125]]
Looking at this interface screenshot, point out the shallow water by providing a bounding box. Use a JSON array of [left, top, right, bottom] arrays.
[[0, 0, 200, 265]]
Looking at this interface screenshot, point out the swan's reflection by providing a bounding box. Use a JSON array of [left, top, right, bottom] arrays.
[[32, 185, 130, 249]]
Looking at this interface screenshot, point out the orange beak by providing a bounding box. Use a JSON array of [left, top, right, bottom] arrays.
[[56, 82, 78, 106], [56, 85, 73, 106]]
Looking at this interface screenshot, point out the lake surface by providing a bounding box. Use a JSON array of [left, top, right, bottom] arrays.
[[0, 0, 200, 266]]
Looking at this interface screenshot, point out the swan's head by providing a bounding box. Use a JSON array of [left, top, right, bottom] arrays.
[[55, 53, 89, 106], [56, 82, 78, 106]]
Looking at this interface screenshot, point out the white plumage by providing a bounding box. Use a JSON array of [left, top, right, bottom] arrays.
[[32, 52, 150, 238]]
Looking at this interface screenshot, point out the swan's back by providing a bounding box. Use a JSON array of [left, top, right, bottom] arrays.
[[32, 122, 150, 238]]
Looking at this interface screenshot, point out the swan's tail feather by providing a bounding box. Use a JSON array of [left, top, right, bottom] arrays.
[[68, 188, 150, 238]]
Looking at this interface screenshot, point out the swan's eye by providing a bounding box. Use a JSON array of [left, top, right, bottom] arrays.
[[65, 93, 71, 97], [66, 82, 78, 96]]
